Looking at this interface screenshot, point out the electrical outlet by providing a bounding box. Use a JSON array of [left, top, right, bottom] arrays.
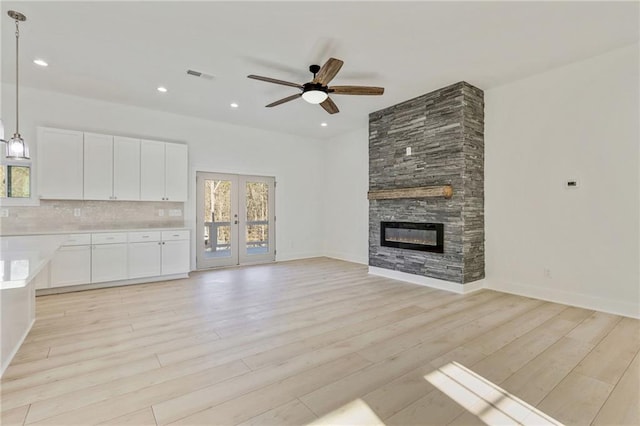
[[544, 268, 552, 279], [0, 208, 8, 218], [406, 147, 412, 156], [158, 209, 165, 217], [73, 208, 81, 217], [168, 209, 182, 217]]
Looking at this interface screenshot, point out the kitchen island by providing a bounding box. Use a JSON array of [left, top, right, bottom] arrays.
[[0, 235, 66, 375]]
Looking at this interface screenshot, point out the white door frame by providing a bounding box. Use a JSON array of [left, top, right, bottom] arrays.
[[196, 171, 275, 270]]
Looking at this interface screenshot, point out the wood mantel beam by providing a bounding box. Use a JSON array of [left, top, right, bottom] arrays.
[[367, 185, 453, 200]]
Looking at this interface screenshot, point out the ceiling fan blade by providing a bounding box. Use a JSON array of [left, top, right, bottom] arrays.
[[329, 86, 385, 96], [320, 97, 339, 114], [266, 93, 302, 107], [248, 75, 303, 89], [313, 58, 344, 85]]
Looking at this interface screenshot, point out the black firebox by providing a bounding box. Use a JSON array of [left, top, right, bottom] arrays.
[[380, 222, 444, 253]]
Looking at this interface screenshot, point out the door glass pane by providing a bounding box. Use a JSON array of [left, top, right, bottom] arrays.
[[203, 179, 232, 258], [245, 181, 269, 255]]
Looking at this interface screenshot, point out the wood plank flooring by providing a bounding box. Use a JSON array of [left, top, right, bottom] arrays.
[[1, 258, 638, 425]]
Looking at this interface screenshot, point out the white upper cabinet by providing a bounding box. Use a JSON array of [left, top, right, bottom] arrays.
[[83, 133, 114, 200], [141, 140, 188, 202], [113, 136, 141, 200], [38, 127, 186, 201], [140, 140, 166, 201], [84, 134, 141, 201], [37, 127, 84, 199], [164, 143, 188, 202]]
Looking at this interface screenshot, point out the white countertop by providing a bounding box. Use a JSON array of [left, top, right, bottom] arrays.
[[0, 235, 67, 289], [1, 227, 190, 237]]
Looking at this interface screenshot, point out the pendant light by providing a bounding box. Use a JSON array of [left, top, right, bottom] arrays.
[[5, 11, 29, 160]]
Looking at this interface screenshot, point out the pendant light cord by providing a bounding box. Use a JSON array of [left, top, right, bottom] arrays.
[[15, 18, 20, 136]]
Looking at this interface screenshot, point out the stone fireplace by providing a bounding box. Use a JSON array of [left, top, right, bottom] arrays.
[[368, 81, 484, 286]]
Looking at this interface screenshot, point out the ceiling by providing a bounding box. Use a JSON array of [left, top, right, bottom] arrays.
[[1, 1, 638, 140]]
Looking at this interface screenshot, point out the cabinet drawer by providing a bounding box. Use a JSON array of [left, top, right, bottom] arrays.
[[92, 232, 128, 244], [62, 233, 91, 246], [129, 231, 161, 243], [161, 230, 189, 241]]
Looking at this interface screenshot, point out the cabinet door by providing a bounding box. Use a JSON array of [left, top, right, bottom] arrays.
[[128, 241, 162, 279], [50, 246, 91, 287], [161, 239, 190, 275], [91, 243, 128, 283], [164, 143, 188, 202], [83, 133, 114, 200], [140, 140, 166, 201], [37, 127, 84, 199], [113, 136, 141, 201]]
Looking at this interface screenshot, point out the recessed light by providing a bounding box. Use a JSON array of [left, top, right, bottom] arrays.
[[157, 86, 168, 93], [230, 103, 239, 108], [33, 59, 48, 67], [321, 122, 328, 127]]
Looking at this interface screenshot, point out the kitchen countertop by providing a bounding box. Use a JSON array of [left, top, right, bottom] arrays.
[[0, 235, 67, 289], [0, 227, 190, 237]]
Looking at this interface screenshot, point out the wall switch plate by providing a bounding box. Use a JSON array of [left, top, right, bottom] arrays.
[[73, 208, 81, 217], [158, 209, 165, 217], [406, 147, 412, 156], [0, 208, 8, 218], [168, 209, 182, 217]]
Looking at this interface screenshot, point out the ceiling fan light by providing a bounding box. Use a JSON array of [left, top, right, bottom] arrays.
[[302, 90, 328, 104], [6, 134, 30, 160]]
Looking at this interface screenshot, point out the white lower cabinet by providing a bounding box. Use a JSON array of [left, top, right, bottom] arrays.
[[129, 230, 190, 277], [43, 229, 189, 292], [128, 231, 162, 278], [91, 243, 128, 283], [162, 239, 190, 275], [51, 245, 91, 287]]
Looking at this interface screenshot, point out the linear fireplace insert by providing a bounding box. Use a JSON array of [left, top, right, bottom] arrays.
[[381, 222, 444, 253]]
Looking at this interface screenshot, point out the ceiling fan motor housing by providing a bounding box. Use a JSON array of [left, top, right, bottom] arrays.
[[302, 82, 328, 94]]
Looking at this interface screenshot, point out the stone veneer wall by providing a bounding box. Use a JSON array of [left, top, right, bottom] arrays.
[[369, 81, 484, 284], [0, 200, 184, 235]]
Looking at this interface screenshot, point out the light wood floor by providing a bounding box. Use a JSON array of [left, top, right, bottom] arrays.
[[1, 258, 638, 425]]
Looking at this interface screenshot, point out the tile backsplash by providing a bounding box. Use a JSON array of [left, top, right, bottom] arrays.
[[0, 200, 185, 235]]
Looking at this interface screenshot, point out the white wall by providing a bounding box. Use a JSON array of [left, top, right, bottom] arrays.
[[2, 85, 326, 264], [323, 127, 369, 264], [484, 43, 640, 318]]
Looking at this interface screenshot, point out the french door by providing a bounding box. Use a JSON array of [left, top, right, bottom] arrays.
[[196, 172, 275, 269]]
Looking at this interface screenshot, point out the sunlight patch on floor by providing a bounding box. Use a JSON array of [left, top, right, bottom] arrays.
[[425, 361, 563, 425], [307, 399, 385, 426]]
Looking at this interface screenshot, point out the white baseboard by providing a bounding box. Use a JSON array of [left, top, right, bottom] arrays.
[[36, 273, 189, 296], [276, 251, 324, 262], [324, 251, 368, 265], [368, 266, 485, 294], [486, 279, 640, 319], [1, 317, 35, 377]]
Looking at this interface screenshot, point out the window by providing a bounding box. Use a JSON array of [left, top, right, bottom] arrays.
[[0, 163, 31, 198]]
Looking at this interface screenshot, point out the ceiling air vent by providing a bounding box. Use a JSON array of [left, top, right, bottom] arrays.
[[186, 69, 214, 80]]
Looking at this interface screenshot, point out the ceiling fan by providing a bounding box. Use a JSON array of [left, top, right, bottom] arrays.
[[247, 58, 384, 114]]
